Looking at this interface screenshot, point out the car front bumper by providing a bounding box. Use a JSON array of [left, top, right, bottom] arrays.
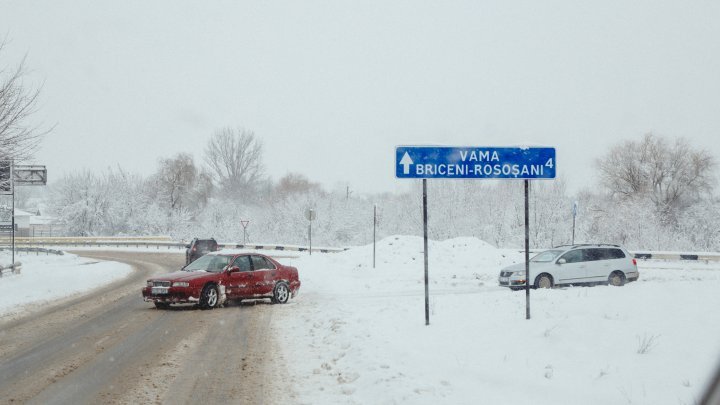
[[142, 286, 200, 304], [498, 276, 528, 287]]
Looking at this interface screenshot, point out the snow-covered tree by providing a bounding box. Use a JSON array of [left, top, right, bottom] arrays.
[[0, 39, 49, 161]]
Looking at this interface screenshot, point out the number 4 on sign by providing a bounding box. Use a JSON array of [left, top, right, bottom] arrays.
[[545, 158, 554, 169]]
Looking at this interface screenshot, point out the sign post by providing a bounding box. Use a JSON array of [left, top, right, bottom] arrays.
[[525, 180, 530, 320], [395, 146, 556, 323], [0, 162, 13, 265], [305, 209, 316, 255], [0, 162, 48, 266], [571, 201, 578, 245], [422, 180, 430, 326], [240, 220, 250, 244]]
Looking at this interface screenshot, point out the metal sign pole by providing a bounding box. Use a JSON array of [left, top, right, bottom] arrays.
[[423, 179, 430, 326], [12, 165, 15, 266], [525, 180, 530, 320], [240, 220, 249, 244], [571, 201, 578, 245]]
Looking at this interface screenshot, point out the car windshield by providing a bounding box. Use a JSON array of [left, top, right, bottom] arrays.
[[183, 254, 232, 273], [531, 249, 564, 262], [195, 240, 216, 251]]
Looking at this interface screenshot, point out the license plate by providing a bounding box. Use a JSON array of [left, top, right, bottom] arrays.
[[152, 287, 169, 295], [499, 277, 509, 283]]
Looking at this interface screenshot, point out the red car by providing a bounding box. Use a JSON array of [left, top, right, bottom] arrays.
[[142, 251, 301, 309]]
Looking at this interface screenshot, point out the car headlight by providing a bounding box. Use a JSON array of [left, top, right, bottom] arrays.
[[513, 271, 526, 278], [173, 282, 190, 287], [147, 280, 153, 287]]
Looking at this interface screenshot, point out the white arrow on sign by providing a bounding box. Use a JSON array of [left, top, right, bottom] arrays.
[[400, 152, 414, 174]]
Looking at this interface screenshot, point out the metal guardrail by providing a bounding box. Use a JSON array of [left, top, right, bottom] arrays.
[[0, 262, 22, 277], [0, 238, 349, 253], [7, 237, 717, 259], [0, 247, 64, 255], [631, 252, 720, 262], [216, 243, 348, 253]]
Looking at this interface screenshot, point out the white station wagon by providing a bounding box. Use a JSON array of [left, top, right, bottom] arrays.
[[498, 244, 639, 289]]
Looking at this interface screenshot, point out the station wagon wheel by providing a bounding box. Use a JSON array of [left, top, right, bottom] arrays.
[[608, 271, 626, 287], [200, 284, 219, 309], [534, 274, 553, 289], [272, 282, 290, 304]]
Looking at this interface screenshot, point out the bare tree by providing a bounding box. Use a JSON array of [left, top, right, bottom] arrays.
[[597, 133, 716, 220], [0, 40, 48, 161], [204, 127, 265, 198], [153, 153, 198, 211]]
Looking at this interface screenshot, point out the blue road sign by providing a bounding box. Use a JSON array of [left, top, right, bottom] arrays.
[[395, 146, 556, 179]]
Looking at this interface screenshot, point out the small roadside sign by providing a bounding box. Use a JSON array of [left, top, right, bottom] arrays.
[[305, 209, 316, 221], [395, 146, 556, 179]]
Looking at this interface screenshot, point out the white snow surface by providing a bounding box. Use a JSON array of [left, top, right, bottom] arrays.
[[272, 235, 720, 405], [0, 252, 132, 317]]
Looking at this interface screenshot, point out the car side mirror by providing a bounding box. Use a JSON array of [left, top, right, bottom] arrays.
[[557, 258, 566, 265], [228, 266, 240, 273]]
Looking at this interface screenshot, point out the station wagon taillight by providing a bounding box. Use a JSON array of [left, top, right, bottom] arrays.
[[632, 258, 637, 266]]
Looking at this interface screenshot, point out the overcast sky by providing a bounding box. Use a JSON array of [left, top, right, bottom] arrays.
[[1, 1, 719, 195]]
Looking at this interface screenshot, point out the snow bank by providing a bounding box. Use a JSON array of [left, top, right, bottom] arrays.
[[0, 252, 132, 317], [272, 235, 720, 405]]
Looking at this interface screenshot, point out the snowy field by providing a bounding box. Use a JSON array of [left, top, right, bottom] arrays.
[[274, 236, 720, 405], [1, 240, 718, 404], [0, 252, 132, 318]]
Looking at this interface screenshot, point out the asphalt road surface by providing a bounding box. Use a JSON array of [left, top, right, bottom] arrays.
[[0, 251, 291, 404]]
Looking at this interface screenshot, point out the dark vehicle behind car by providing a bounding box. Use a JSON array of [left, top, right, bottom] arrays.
[[186, 238, 219, 264]]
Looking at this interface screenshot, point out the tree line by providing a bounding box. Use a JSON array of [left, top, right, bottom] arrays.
[[41, 130, 719, 251], [2, 43, 718, 250]]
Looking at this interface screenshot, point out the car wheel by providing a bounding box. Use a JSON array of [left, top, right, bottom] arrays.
[[534, 274, 553, 289], [272, 282, 290, 304], [200, 284, 220, 309], [608, 271, 626, 287], [154, 302, 170, 309]]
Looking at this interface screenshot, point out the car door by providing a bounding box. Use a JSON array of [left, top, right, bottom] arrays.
[[554, 249, 587, 284], [250, 255, 278, 295], [226, 255, 254, 298], [585, 248, 612, 282]]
